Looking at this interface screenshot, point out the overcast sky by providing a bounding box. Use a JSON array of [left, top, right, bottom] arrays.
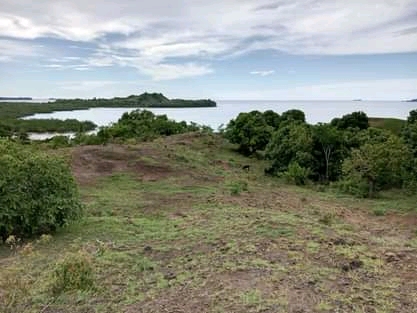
[[0, 0, 416, 100]]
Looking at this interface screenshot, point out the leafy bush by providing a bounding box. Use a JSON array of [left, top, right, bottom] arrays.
[[0, 140, 83, 239], [341, 134, 411, 197], [48, 135, 72, 148], [52, 251, 95, 295], [282, 162, 310, 185], [335, 176, 369, 198], [225, 111, 273, 155], [98, 109, 202, 142], [229, 180, 249, 195]]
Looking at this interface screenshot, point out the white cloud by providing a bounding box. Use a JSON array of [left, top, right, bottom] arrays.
[[0, 38, 41, 62], [57, 80, 124, 91], [250, 70, 275, 76], [0, 0, 416, 79], [218, 78, 417, 100]]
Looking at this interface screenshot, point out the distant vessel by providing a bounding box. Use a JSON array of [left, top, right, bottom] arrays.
[[352, 99, 362, 102]]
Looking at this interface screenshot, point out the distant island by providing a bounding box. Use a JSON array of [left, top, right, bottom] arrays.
[[52, 93, 217, 108], [0, 92, 216, 134], [0, 97, 32, 100], [352, 99, 362, 102]]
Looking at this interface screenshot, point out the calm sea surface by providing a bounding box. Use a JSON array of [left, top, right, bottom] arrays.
[[20, 100, 416, 139]]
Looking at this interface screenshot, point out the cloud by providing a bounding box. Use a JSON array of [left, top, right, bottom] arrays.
[[1, 0, 417, 79], [250, 70, 275, 76], [218, 78, 417, 100], [57, 80, 125, 91], [0, 38, 41, 62]]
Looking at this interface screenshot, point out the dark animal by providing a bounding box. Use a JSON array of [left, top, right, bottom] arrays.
[[242, 165, 250, 172]]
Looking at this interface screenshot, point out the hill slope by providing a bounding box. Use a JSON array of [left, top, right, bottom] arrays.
[[1, 133, 417, 312]]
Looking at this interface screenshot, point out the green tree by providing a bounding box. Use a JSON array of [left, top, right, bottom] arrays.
[[225, 111, 273, 155], [331, 111, 369, 130], [407, 109, 417, 124], [265, 122, 313, 174], [341, 135, 411, 198], [280, 109, 306, 123], [263, 110, 281, 129], [312, 124, 343, 182]]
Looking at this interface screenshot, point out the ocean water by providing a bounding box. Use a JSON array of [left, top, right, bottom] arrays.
[[22, 100, 416, 139]]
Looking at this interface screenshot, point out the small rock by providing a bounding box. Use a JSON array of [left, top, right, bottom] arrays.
[[333, 238, 347, 246], [342, 259, 364, 272], [385, 252, 399, 263], [143, 246, 152, 253], [164, 272, 177, 280]]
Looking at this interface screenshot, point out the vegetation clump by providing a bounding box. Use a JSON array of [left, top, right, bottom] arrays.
[[0, 140, 83, 239], [226, 108, 417, 198], [51, 251, 95, 295]]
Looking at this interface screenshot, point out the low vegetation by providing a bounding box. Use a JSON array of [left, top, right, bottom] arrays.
[[369, 117, 405, 135], [1, 106, 417, 312], [0, 92, 216, 135], [0, 140, 83, 240]]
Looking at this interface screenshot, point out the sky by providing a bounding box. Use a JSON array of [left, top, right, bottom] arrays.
[[0, 0, 416, 100]]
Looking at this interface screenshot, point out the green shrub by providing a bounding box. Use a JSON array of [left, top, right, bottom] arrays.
[[282, 162, 310, 186], [0, 140, 83, 239], [229, 180, 248, 195], [52, 251, 95, 294], [373, 208, 387, 216], [336, 177, 369, 198], [100, 109, 201, 142], [48, 135, 72, 148]]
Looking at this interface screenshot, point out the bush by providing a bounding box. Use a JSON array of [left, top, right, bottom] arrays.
[[229, 180, 249, 195], [48, 135, 72, 148], [336, 177, 369, 198], [100, 109, 201, 142], [52, 251, 95, 295], [0, 140, 83, 239], [282, 162, 310, 186]]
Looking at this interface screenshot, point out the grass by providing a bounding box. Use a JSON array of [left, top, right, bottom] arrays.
[[369, 117, 406, 135], [1, 133, 417, 313]]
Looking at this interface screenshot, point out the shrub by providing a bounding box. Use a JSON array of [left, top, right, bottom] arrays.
[[0, 140, 83, 239], [229, 180, 249, 195], [336, 177, 369, 198], [48, 135, 72, 148], [282, 162, 310, 186], [51, 252, 95, 295]]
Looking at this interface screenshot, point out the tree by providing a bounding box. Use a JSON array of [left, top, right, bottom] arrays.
[[312, 124, 342, 182], [263, 110, 281, 129], [225, 111, 273, 155], [341, 134, 411, 197], [265, 122, 313, 174], [407, 109, 417, 124], [281, 109, 306, 123], [331, 111, 369, 130], [402, 110, 417, 157]]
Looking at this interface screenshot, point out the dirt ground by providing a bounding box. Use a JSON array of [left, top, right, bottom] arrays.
[[1, 133, 417, 313]]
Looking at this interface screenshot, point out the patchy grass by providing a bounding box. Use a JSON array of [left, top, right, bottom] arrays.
[[1, 133, 417, 313], [369, 117, 406, 135]]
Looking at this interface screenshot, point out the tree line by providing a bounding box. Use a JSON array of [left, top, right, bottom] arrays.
[[225, 109, 417, 198]]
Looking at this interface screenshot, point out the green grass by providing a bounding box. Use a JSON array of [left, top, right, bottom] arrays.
[[369, 117, 406, 135], [1, 133, 417, 313]]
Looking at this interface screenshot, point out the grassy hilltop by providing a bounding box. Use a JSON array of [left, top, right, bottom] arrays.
[[1, 132, 417, 313]]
